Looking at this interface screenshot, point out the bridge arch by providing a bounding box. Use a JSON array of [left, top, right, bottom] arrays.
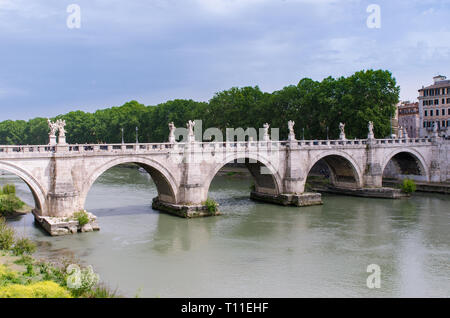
[[204, 152, 283, 197], [381, 148, 429, 182], [80, 157, 179, 208], [306, 151, 363, 188], [0, 161, 47, 214]]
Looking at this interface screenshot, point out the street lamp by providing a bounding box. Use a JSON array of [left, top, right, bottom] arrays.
[[302, 128, 305, 140], [121, 128, 124, 144], [136, 127, 139, 144], [326, 126, 329, 140]]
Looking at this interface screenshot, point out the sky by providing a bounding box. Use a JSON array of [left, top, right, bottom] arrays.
[[0, 0, 449, 121]]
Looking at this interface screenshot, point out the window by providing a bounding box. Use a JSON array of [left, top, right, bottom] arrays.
[[435, 99, 439, 105], [443, 109, 446, 116], [425, 110, 428, 116], [447, 98, 450, 104], [430, 110, 433, 116], [443, 99, 446, 104], [443, 120, 446, 127], [436, 109, 439, 116]]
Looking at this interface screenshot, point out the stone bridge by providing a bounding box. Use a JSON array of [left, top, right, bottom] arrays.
[[0, 131, 448, 234]]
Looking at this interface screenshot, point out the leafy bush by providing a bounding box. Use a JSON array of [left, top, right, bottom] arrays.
[[401, 179, 416, 193], [0, 217, 16, 250], [0, 264, 21, 287], [66, 264, 100, 297], [0, 281, 72, 298], [2, 184, 16, 195], [12, 237, 36, 256], [0, 194, 25, 215], [204, 198, 218, 214], [73, 210, 90, 226]]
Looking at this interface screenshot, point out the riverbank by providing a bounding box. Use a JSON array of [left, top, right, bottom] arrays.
[[0, 217, 118, 298], [383, 179, 450, 194]]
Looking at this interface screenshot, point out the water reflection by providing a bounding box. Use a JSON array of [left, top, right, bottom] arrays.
[[1, 168, 449, 297]]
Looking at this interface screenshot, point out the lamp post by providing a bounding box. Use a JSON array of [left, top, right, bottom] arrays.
[[121, 128, 124, 144], [302, 128, 305, 140], [326, 126, 329, 140], [135, 127, 139, 144]]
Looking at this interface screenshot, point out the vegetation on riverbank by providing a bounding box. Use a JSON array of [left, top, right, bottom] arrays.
[[0, 70, 399, 144], [401, 179, 417, 193], [0, 184, 31, 217], [0, 217, 119, 298]]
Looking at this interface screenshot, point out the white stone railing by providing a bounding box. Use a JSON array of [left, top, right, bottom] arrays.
[[375, 138, 433, 145], [0, 145, 56, 153], [0, 137, 437, 157]]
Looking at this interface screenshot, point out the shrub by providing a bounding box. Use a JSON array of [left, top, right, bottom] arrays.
[[204, 198, 218, 214], [0, 264, 21, 286], [401, 179, 416, 193], [0, 217, 15, 250], [2, 184, 16, 195], [0, 281, 72, 298], [0, 194, 25, 215], [65, 264, 100, 297], [73, 210, 90, 226], [12, 237, 36, 256]]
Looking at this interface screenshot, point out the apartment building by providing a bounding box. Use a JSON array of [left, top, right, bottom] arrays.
[[418, 75, 450, 138]]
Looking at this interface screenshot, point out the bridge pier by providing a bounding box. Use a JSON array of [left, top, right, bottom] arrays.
[[152, 197, 220, 218], [250, 191, 323, 207]]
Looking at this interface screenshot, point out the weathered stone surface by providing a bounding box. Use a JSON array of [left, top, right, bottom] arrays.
[[152, 197, 220, 218], [0, 133, 448, 233], [251, 191, 323, 207], [32, 210, 100, 236], [81, 224, 93, 232]]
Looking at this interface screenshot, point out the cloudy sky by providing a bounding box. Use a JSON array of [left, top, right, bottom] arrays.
[[0, 0, 449, 120]]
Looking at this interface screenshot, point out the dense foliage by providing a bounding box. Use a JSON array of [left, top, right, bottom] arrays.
[[0, 184, 26, 216], [0, 70, 399, 144], [401, 179, 417, 193]]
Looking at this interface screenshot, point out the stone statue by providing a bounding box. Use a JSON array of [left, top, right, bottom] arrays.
[[187, 120, 195, 142], [168, 122, 176, 143], [47, 119, 58, 136], [56, 119, 66, 137], [433, 122, 438, 133], [187, 120, 195, 135], [339, 122, 346, 140], [263, 123, 270, 141], [288, 120, 296, 141], [403, 127, 408, 139], [367, 121, 374, 139], [288, 121, 295, 134]]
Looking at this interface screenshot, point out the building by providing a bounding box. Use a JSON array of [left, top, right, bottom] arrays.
[[397, 101, 420, 138], [418, 75, 450, 138]]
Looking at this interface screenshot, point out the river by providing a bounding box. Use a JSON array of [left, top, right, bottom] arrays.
[[2, 167, 449, 297]]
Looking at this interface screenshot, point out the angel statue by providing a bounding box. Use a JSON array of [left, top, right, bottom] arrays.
[[367, 121, 374, 139], [339, 122, 345, 134], [263, 123, 270, 141], [47, 119, 58, 136], [288, 120, 296, 141], [187, 120, 195, 136], [56, 119, 67, 137], [168, 122, 176, 143], [339, 122, 346, 140]]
